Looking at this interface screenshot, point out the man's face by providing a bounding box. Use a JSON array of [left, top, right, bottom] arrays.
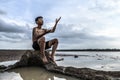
[[37, 18, 43, 25]]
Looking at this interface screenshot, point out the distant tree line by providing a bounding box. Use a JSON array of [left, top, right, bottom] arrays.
[[56, 48, 120, 51]]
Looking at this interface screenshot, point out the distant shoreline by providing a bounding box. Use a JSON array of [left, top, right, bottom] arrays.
[[0, 49, 120, 52], [56, 49, 120, 52]]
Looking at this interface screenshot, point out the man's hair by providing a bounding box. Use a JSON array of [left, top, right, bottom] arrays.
[[35, 16, 43, 24]]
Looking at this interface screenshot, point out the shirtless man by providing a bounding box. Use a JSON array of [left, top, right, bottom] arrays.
[[32, 16, 61, 64]]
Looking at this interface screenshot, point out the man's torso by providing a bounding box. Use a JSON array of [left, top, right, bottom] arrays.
[[33, 27, 46, 42]]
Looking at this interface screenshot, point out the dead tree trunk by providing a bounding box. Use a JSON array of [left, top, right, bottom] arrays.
[[0, 50, 120, 80]]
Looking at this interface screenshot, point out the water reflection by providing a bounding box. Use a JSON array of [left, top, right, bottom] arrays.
[[6, 67, 78, 80], [0, 72, 23, 80], [56, 52, 120, 71]]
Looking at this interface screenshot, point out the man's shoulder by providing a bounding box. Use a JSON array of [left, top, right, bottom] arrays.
[[32, 27, 37, 31], [42, 28, 47, 30], [33, 27, 37, 29]]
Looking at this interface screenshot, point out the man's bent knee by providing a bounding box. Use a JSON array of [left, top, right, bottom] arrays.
[[53, 38, 58, 44]]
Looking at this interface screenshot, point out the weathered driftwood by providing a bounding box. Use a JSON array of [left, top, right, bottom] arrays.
[[0, 50, 120, 80]]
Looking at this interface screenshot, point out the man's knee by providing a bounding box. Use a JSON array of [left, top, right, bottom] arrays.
[[53, 38, 58, 44]]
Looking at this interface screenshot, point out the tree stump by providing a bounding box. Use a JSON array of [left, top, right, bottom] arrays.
[[0, 50, 120, 80]]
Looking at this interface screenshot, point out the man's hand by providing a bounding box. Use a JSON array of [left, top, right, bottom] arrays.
[[49, 17, 61, 33], [55, 17, 61, 24]]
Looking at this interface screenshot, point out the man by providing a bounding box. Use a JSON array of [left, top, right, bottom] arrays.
[[32, 16, 61, 64]]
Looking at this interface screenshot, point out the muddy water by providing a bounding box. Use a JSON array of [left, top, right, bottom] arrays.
[[0, 67, 79, 80]]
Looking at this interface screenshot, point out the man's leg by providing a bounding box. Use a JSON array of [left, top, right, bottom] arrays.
[[37, 37, 48, 63], [47, 38, 58, 61]]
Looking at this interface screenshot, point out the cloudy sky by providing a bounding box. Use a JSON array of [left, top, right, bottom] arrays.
[[0, 0, 120, 49]]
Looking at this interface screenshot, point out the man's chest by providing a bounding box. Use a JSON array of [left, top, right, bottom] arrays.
[[35, 28, 45, 35]]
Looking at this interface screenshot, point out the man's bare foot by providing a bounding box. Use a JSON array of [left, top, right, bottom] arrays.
[[51, 56, 54, 61], [48, 55, 55, 63], [51, 55, 55, 63], [42, 57, 48, 64]]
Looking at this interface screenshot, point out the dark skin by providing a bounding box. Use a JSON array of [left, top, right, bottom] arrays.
[[32, 17, 61, 64]]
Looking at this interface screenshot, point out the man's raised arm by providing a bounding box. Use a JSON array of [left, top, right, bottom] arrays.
[[50, 17, 61, 33], [39, 17, 61, 37]]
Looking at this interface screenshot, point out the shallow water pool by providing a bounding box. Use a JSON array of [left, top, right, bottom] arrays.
[[0, 67, 79, 80]]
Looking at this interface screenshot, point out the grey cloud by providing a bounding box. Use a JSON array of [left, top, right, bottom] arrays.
[[51, 24, 106, 39], [0, 37, 18, 43], [0, 19, 27, 33], [0, 17, 32, 42], [0, 10, 6, 15], [0, 31, 32, 42], [47, 23, 113, 45], [1, 32, 22, 39]]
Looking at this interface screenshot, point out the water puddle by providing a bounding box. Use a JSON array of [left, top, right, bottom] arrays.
[[0, 67, 79, 80]]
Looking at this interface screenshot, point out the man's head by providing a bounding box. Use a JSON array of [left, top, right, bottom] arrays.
[[35, 16, 43, 25]]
